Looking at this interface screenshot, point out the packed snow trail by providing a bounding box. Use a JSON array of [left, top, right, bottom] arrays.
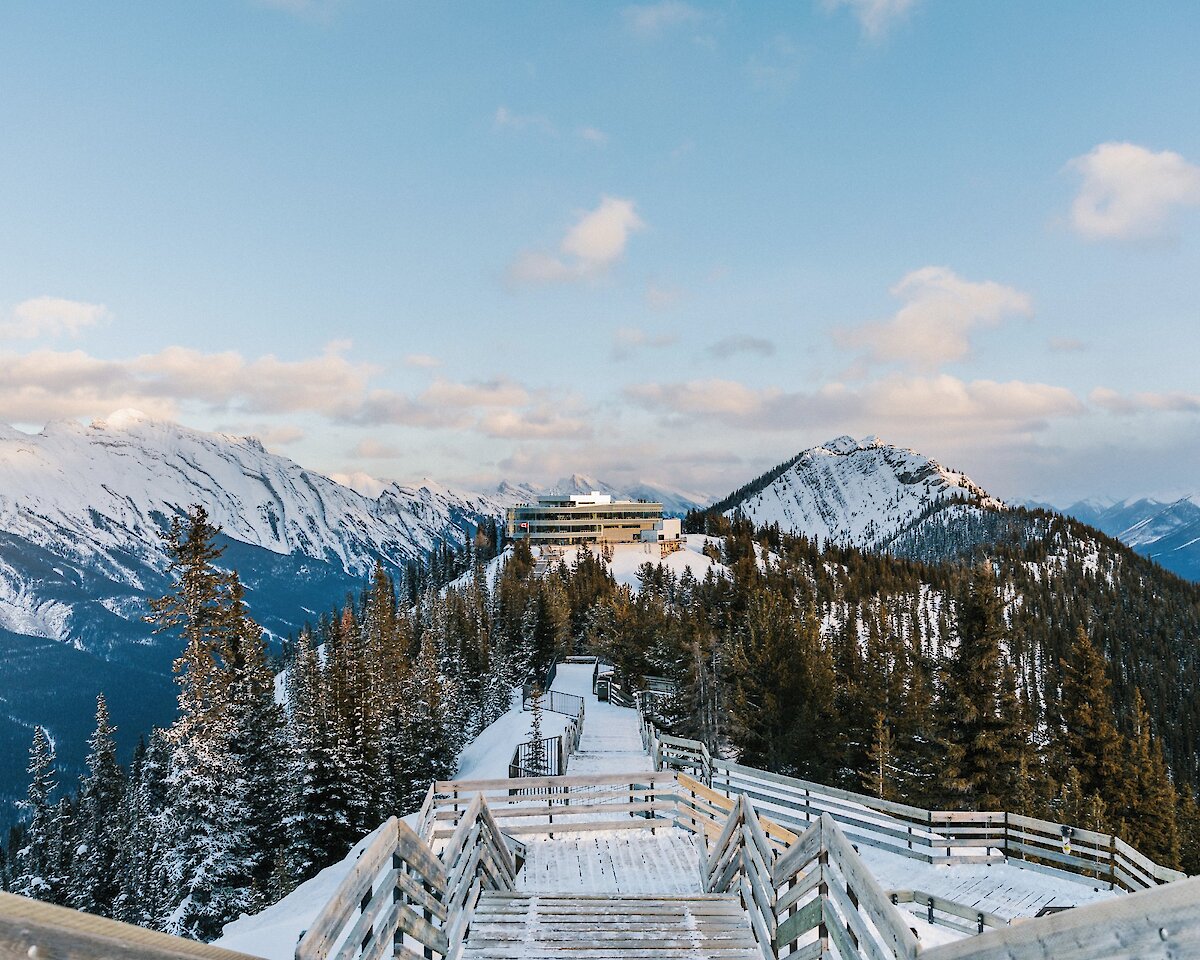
[[549, 662, 654, 774]]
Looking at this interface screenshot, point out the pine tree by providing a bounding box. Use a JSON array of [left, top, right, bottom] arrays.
[[113, 733, 172, 927], [283, 628, 354, 882], [69, 695, 125, 916], [1121, 688, 1180, 867], [935, 565, 1014, 809], [149, 505, 266, 940], [527, 683, 547, 775], [1058, 625, 1126, 810], [12, 727, 59, 903]]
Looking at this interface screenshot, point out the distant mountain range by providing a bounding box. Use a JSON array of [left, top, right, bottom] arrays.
[[0, 412, 500, 824], [494, 474, 706, 517], [1029, 496, 1200, 582], [1, 415, 1195, 826]]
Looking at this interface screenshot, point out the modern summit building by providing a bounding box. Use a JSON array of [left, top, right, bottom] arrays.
[[505, 492, 677, 547]]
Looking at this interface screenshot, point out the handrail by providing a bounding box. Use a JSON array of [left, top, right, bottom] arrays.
[[296, 817, 448, 960], [701, 794, 778, 960], [920, 874, 1200, 960], [643, 719, 1187, 893], [0, 891, 269, 960], [295, 794, 517, 960], [773, 813, 922, 960]]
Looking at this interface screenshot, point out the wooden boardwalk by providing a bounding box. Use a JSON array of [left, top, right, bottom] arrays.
[[518, 832, 703, 895], [460, 892, 761, 960], [551, 663, 655, 775]]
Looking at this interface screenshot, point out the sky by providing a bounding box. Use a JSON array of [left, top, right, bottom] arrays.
[[2, 0, 1199, 504]]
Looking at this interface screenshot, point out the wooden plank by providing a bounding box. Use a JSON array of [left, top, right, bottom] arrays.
[[920, 875, 1200, 960], [821, 815, 920, 960], [714, 759, 931, 821], [0, 892, 268, 960], [774, 896, 823, 947], [298, 818, 399, 960]]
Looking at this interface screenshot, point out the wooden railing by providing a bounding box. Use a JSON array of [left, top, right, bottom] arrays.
[[425, 770, 681, 842], [0, 891, 270, 960], [641, 718, 1187, 893], [296, 794, 517, 960], [920, 874, 1200, 960]]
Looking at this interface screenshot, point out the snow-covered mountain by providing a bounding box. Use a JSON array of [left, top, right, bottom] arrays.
[[0, 411, 501, 824], [712, 435, 1002, 550], [492, 474, 706, 517], [1053, 496, 1200, 582]]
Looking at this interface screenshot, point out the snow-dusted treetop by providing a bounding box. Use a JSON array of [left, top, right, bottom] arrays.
[[717, 435, 1003, 550]]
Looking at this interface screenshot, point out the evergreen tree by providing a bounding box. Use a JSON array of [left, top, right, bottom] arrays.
[[935, 565, 1020, 809], [12, 727, 60, 903], [1058, 625, 1126, 809], [69, 695, 125, 916], [113, 733, 172, 927]]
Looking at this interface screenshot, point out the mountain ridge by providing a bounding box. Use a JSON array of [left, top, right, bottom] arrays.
[[709, 435, 1002, 551]]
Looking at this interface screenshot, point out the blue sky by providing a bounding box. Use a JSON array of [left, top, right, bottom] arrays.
[[2, 0, 1199, 502]]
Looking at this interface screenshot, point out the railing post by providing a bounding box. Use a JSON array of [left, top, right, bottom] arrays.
[[846, 882, 859, 952]]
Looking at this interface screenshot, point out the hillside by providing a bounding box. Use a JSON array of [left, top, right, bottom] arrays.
[[1057, 496, 1200, 582], [0, 411, 500, 825]]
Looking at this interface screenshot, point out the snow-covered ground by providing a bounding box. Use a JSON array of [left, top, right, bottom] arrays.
[[219, 661, 1122, 958], [551, 662, 654, 774], [216, 688, 566, 956]]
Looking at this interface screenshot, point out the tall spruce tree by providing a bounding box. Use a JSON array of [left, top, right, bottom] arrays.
[[69, 695, 125, 915], [12, 727, 60, 903], [935, 564, 1021, 809]]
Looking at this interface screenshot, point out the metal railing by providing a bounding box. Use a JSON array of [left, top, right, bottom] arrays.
[[522, 689, 585, 719]]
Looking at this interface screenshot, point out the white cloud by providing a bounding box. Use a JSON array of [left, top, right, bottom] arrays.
[[0, 342, 377, 424], [611, 326, 677, 360], [822, 0, 920, 38], [627, 373, 1082, 437], [508, 197, 646, 287], [833, 266, 1032, 371], [622, 1, 705, 38], [707, 335, 775, 358], [493, 106, 555, 135], [1089, 387, 1200, 415], [404, 353, 443, 369], [1068, 142, 1200, 240], [478, 407, 593, 440], [627, 379, 773, 417], [420, 378, 529, 409], [579, 126, 609, 145], [1, 297, 110, 341]]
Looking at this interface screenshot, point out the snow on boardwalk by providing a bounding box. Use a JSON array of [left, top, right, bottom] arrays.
[[550, 662, 654, 775], [519, 832, 703, 895], [859, 844, 1117, 921]]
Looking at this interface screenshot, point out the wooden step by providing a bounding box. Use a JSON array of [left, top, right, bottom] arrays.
[[460, 891, 762, 960]]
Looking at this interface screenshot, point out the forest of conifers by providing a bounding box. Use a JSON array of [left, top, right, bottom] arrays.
[[2, 504, 1198, 942]]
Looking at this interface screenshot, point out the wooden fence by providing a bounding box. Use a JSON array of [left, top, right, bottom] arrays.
[[639, 716, 1186, 893], [294, 795, 516, 960]]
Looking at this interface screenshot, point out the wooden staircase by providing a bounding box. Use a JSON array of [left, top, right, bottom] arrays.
[[460, 891, 764, 959]]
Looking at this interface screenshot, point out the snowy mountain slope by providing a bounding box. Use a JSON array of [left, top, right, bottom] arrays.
[[712, 436, 1002, 550], [0, 411, 502, 826], [1054, 496, 1200, 582]]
